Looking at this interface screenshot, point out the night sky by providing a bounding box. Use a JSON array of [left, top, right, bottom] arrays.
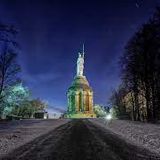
[[0, 0, 159, 110]]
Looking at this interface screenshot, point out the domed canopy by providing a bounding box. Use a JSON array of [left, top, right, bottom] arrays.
[[68, 76, 92, 91]]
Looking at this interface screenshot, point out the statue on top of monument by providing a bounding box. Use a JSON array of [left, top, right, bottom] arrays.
[[77, 44, 85, 76]]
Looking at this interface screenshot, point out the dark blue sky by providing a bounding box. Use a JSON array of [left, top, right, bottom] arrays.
[[0, 0, 159, 110]]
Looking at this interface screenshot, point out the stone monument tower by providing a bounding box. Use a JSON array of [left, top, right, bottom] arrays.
[[67, 45, 96, 118]]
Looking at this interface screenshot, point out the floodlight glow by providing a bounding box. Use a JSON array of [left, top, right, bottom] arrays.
[[105, 114, 112, 120]]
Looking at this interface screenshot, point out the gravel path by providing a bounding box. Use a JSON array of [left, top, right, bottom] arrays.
[[0, 119, 69, 157], [1, 119, 160, 160]]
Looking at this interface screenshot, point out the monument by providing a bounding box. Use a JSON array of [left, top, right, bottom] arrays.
[[67, 45, 96, 118]]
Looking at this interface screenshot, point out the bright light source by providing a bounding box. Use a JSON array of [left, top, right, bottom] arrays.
[[44, 115, 47, 119], [105, 114, 112, 120]]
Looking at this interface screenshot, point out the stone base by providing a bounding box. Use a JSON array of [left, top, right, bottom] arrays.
[[66, 112, 96, 118]]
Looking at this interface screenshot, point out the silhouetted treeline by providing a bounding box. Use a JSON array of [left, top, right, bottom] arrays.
[[111, 7, 160, 122]]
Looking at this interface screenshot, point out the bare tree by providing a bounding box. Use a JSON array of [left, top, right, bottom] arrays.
[[0, 24, 21, 116]]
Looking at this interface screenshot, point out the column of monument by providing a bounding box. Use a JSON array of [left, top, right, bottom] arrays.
[[88, 93, 93, 112], [75, 92, 79, 112], [83, 91, 86, 112], [81, 91, 83, 112]]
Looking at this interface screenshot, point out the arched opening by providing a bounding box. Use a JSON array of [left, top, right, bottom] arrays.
[[70, 94, 75, 112]]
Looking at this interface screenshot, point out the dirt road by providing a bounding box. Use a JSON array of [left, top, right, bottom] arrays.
[[1, 119, 160, 160]]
